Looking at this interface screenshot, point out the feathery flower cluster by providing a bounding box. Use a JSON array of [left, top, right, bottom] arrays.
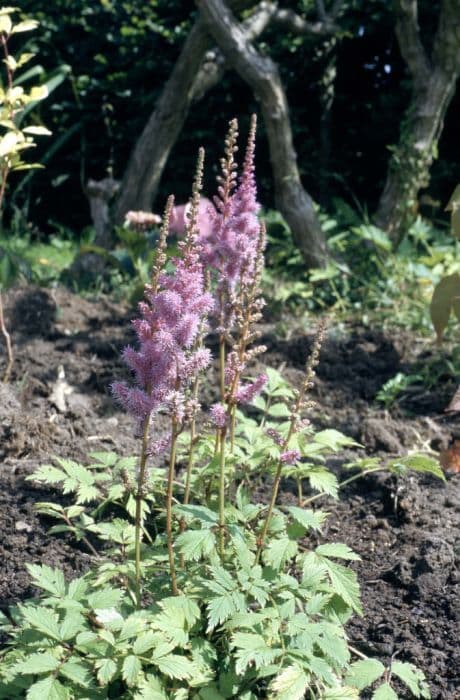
[[112, 167, 213, 434], [209, 403, 227, 428], [125, 210, 162, 230], [280, 450, 301, 465], [200, 116, 260, 307]]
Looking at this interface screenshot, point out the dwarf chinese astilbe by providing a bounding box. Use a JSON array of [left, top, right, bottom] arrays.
[[0, 120, 437, 700]]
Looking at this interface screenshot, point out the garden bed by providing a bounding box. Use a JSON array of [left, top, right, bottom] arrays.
[[0, 286, 459, 698]]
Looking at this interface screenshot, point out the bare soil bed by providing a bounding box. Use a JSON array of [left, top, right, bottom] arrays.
[[0, 286, 459, 698]]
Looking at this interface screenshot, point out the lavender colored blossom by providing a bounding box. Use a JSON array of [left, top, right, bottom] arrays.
[[280, 450, 301, 465], [235, 373, 268, 404], [112, 198, 213, 430], [266, 428, 284, 447], [210, 403, 228, 428]]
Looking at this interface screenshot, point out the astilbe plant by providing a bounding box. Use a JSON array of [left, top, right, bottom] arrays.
[[0, 119, 439, 700]]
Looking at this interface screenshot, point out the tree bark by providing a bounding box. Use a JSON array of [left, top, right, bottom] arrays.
[[112, 18, 213, 224], [375, 0, 460, 243], [113, 3, 277, 226], [197, 0, 329, 268]]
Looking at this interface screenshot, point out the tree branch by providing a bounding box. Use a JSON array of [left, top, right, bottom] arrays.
[[394, 0, 430, 85], [197, 0, 328, 268], [192, 2, 278, 101], [272, 7, 340, 36]]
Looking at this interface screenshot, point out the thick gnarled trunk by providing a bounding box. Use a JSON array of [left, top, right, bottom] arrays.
[[375, 0, 460, 242], [197, 0, 329, 268]]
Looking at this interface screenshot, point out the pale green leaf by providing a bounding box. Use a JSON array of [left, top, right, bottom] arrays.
[[323, 561, 362, 614], [122, 655, 142, 687], [25, 564, 66, 596], [308, 469, 339, 497], [26, 676, 69, 700], [154, 654, 195, 680], [95, 658, 118, 685], [345, 659, 385, 690], [391, 661, 430, 698], [287, 506, 328, 531], [372, 683, 398, 700], [264, 537, 298, 569], [323, 687, 360, 699], [14, 652, 60, 675], [20, 606, 61, 640], [175, 529, 216, 561], [268, 664, 309, 700], [314, 429, 360, 450], [11, 19, 39, 33], [59, 659, 93, 688]]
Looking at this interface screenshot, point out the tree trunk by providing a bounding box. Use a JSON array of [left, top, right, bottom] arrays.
[[112, 3, 276, 227], [197, 0, 329, 268], [112, 18, 213, 224], [375, 0, 460, 243]]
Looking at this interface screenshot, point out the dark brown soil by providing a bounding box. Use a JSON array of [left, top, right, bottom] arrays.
[[0, 287, 459, 698]]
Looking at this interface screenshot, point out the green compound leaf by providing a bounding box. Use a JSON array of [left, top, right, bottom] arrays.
[[175, 529, 216, 561], [264, 537, 298, 570], [59, 660, 93, 688], [287, 506, 328, 532], [122, 655, 142, 687], [25, 564, 66, 597], [391, 661, 430, 698], [95, 658, 118, 685], [154, 654, 196, 680], [323, 561, 362, 615], [345, 658, 385, 690], [372, 683, 398, 700], [268, 664, 310, 700], [26, 676, 69, 700], [232, 632, 282, 675], [19, 606, 61, 641], [389, 454, 445, 481], [14, 652, 61, 675]]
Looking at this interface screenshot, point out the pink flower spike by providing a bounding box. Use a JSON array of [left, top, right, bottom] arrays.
[[280, 450, 301, 465], [210, 403, 227, 428]]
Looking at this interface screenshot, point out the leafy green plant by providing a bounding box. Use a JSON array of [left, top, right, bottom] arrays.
[[0, 6, 51, 381], [0, 121, 440, 699]]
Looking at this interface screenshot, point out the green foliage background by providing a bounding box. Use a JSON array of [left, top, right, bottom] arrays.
[[8, 0, 459, 236]]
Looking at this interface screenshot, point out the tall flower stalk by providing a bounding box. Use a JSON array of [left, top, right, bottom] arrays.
[[112, 156, 212, 599], [256, 319, 326, 562]]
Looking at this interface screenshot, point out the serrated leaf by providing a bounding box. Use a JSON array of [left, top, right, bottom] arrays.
[[59, 612, 85, 640], [316, 543, 360, 561], [175, 529, 216, 561], [232, 632, 281, 675], [14, 652, 60, 675], [391, 661, 430, 698], [389, 454, 445, 481], [59, 659, 93, 688], [25, 564, 66, 596], [122, 655, 142, 687], [20, 606, 61, 640], [133, 631, 158, 655], [174, 504, 218, 526], [264, 537, 298, 569], [26, 676, 69, 700], [87, 587, 124, 610], [287, 506, 328, 532], [323, 561, 362, 614], [308, 469, 339, 497], [95, 658, 118, 685], [345, 659, 385, 690], [372, 683, 398, 700], [154, 654, 195, 680], [268, 664, 309, 700], [314, 429, 360, 450], [136, 673, 168, 699]]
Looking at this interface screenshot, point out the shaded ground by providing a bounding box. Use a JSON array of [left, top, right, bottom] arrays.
[[0, 286, 459, 698]]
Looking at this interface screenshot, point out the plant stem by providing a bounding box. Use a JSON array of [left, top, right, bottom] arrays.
[[219, 332, 226, 401], [255, 458, 283, 564], [297, 477, 303, 507], [301, 468, 383, 506], [0, 292, 13, 383], [134, 415, 151, 608], [218, 424, 227, 559], [166, 420, 179, 595]]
